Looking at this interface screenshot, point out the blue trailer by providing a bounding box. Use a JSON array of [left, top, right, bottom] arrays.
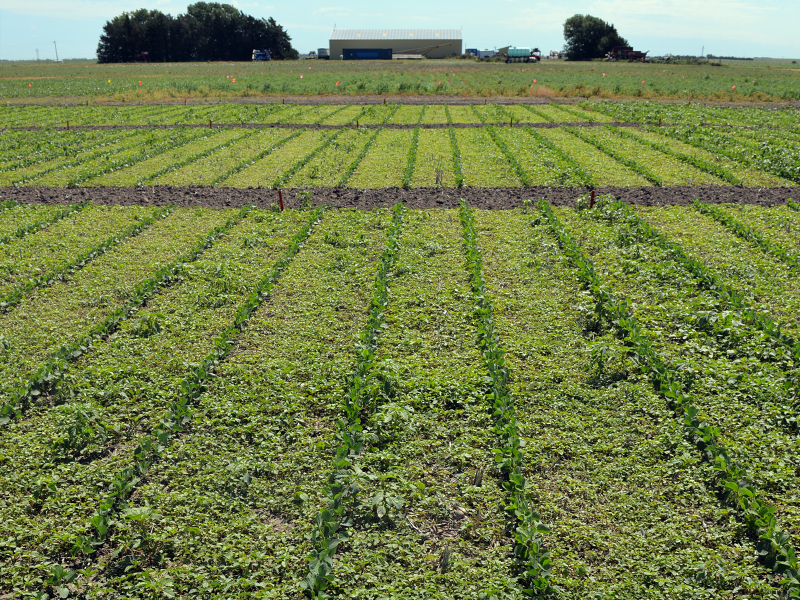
[[252, 48, 272, 61], [343, 48, 392, 60]]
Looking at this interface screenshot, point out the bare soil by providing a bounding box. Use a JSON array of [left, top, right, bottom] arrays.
[[3, 186, 795, 210]]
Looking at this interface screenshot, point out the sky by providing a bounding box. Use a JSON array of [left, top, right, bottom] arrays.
[[1, 0, 799, 61]]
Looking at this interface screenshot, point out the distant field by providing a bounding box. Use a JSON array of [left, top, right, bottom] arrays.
[[1, 102, 798, 189], [2, 59, 799, 102]]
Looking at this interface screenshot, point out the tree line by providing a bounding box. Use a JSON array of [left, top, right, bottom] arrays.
[[562, 14, 629, 61], [97, 2, 297, 63]]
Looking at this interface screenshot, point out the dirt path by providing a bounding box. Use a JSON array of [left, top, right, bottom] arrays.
[[2, 185, 794, 209]]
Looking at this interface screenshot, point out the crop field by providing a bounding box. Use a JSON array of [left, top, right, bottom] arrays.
[[3, 59, 800, 102], [1, 102, 799, 191], [2, 196, 800, 599]]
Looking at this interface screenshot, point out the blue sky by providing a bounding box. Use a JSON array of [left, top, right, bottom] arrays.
[[1, 0, 799, 60]]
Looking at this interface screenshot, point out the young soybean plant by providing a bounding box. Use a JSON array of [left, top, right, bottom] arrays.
[[459, 200, 555, 598], [538, 199, 800, 600], [303, 203, 405, 599]]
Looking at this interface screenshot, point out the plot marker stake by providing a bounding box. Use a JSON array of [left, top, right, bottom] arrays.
[[590, 189, 596, 208], [209, 119, 212, 129], [66, 120, 69, 131], [278, 190, 284, 211]]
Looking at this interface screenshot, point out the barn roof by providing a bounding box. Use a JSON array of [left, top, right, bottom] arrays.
[[330, 29, 462, 41]]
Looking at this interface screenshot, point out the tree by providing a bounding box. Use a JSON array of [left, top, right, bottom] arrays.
[[562, 15, 628, 61], [96, 3, 297, 62]]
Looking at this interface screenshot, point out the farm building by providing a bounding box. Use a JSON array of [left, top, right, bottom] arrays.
[[329, 29, 462, 60]]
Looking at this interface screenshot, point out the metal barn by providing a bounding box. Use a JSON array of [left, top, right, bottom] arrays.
[[329, 29, 462, 60]]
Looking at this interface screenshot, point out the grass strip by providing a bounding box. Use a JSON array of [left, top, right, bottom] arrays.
[[521, 105, 555, 123], [486, 126, 532, 187], [538, 200, 800, 598], [524, 127, 595, 187], [444, 108, 465, 188], [565, 126, 662, 186], [540, 199, 800, 598], [337, 105, 400, 187], [611, 127, 743, 186], [210, 129, 304, 185], [695, 201, 800, 271], [0, 205, 170, 313], [0, 199, 19, 214], [0, 206, 250, 426], [71, 206, 325, 561], [0, 201, 88, 246], [460, 201, 555, 596], [401, 106, 426, 190], [137, 128, 259, 185], [302, 203, 405, 597], [595, 196, 800, 362]]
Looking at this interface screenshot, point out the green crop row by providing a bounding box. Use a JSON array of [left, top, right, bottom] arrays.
[[303, 204, 403, 596], [565, 126, 663, 185], [0, 201, 87, 246], [72, 207, 324, 568], [0, 205, 170, 312], [539, 199, 800, 598], [610, 126, 742, 185], [0, 206, 252, 424], [695, 201, 800, 271], [459, 201, 554, 596]]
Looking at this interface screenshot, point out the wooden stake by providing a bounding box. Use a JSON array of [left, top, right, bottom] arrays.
[[209, 119, 212, 129], [590, 190, 596, 208], [66, 120, 69, 131], [278, 189, 284, 211], [510, 117, 513, 128]]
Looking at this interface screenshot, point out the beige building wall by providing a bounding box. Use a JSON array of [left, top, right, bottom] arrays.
[[329, 37, 462, 59]]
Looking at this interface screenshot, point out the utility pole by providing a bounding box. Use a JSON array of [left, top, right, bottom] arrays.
[[701, 45, 704, 58], [53, 41, 59, 62], [36, 49, 39, 61]]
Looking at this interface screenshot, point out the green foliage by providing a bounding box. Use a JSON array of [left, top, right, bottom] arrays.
[[695, 201, 800, 271], [303, 203, 405, 598], [0, 205, 251, 425], [610, 126, 743, 186], [565, 126, 663, 185], [76, 206, 324, 555], [0, 205, 171, 312], [563, 14, 628, 61], [539, 198, 800, 599], [0, 201, 88, 246], [97, 4, 297, 62], [460, 201, 555, 597]]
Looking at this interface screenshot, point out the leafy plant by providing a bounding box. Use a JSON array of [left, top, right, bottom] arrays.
[[539, 198, 800, 599], [460, 200, 555, 597]]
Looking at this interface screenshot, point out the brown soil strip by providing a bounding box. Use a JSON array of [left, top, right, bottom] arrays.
[[2, 186, 795, 210]]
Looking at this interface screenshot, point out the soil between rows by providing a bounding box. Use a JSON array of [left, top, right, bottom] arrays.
[[3, 186, 795, 209]]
